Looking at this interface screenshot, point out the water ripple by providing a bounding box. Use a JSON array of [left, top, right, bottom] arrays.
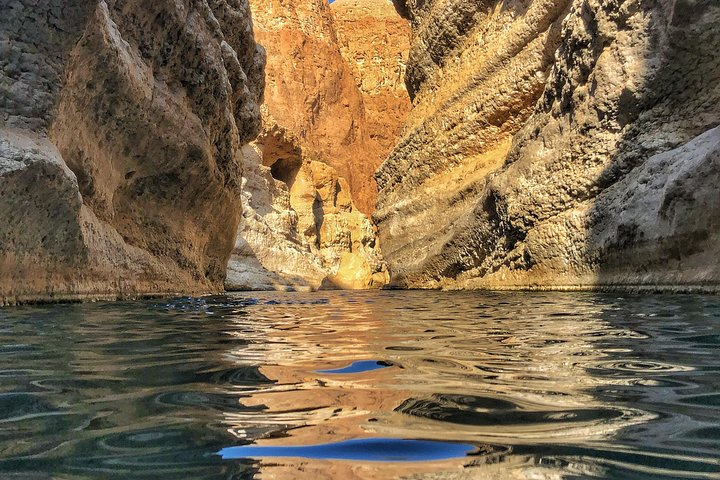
[[0, 291, 717, 479]]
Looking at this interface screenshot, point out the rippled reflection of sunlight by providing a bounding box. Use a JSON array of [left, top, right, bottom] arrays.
[[0, 292, 719, 479]]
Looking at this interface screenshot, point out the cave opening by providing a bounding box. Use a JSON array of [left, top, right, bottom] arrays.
[[269, 157, 303, 189]]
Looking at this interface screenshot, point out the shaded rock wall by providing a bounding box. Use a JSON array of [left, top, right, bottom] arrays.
[[0, 0, 264, 304], [376, 0, 720, 290]]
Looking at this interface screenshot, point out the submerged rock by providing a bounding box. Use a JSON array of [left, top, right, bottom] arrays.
[[0, 0, 264, 304], [375, 0, 720, 290]]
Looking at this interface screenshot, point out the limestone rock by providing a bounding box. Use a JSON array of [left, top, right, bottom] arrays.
[[225, 0, 403, 290], [248, 0, 379, 213], [333, 0, 412, 163], [225, 144, 328, 291], [0, 0, 264, 304], [225, 143, 388, 291], [376, 0, 720, 290]]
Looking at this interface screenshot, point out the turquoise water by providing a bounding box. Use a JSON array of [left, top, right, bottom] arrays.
[[0, 291, 719, 479]]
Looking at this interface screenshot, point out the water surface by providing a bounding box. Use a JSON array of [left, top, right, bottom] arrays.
[[0, 291, 719, 479]]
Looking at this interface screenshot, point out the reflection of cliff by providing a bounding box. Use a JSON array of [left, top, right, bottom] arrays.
[[226, 0, 411, 291], [375, 0, 720, 291], [220, 292, 656, 479]]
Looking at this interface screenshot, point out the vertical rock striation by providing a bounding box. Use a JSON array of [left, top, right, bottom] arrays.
[[376, 0, 720, 290], [0, 0, 264, 304], [333, 0, 412, 163], [225, 0, 411, 291]]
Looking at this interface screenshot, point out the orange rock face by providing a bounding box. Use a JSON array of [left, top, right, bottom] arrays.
[[226, 0, 410, 291], [332, 0, 411, 164], [248, 0, 410, 213], [249, 0, 375, 212]]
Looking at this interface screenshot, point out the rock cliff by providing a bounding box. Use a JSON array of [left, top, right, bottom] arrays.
[[225, 140, 388, 291], [333, 0, 412, 161], [225, 0, 410, 290], [376, 0, 720, 290], [246, 0, 379, 213], [0, 0, 264, 304]]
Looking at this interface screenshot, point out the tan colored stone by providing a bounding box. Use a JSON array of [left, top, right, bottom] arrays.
[[225, 0, 407, 290], [226, 143, 388, 291], [248, 0, 380, 213], [0, 0, 264, 305], [332, 0, 412, 169], [376, 0, 720, 291]]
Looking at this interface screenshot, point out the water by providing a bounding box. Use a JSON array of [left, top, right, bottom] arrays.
[[0, 291, 718, 479], [218, 438, 477, 462]]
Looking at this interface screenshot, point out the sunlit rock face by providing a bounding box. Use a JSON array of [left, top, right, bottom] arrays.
[[376, 0, 720, 290], [333, 0, 412, 166], [225, 137, 389, 291], [0, 0, 264, 304], [247, 0, 380, 213], [226, 0, 409, 290]]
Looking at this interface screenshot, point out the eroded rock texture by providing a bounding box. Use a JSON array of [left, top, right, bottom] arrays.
[[376, 0, 720, 290], [333, 0, 412, 161], [247, 0, 379, 212], [0, 0, 264, 304], [224, 0, 410, 290], [225, 139, 388, 291]]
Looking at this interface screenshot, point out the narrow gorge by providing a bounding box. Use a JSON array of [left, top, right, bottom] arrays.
[[1, 2, 720, 478], [224, 0, 410, 291], [1, 0, 718, 304]]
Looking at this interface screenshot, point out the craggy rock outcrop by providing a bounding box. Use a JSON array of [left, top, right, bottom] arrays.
[[225, 139, 388, 291], [376, 0, 720, 290], [333, 0, 412, 160], [225, 0, 404, 290], [247, 0, 380, 213], [0, 0, 264, 304]]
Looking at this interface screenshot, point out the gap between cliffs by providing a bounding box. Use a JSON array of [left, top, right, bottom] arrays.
[[224, 0, 412, 292]]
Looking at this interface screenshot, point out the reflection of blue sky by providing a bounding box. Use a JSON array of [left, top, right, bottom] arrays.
[[0, 292, 717, 479], [219, 438, 475, 462], [316, 360, 391, 374]]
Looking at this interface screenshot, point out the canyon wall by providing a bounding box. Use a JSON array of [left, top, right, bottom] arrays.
[[246, 0, 379, 213], [0, 0, 264, 304], [225, 0, 410, 290], [225, 140, 389, 291], [376, 0, 720, 290], [333, 0, 412, 160]]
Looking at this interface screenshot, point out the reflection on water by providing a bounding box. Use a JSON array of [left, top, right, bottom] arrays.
[[316, 360, 393, 374], [219, 438, 476, 462], [0, 291, 719, 479]]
